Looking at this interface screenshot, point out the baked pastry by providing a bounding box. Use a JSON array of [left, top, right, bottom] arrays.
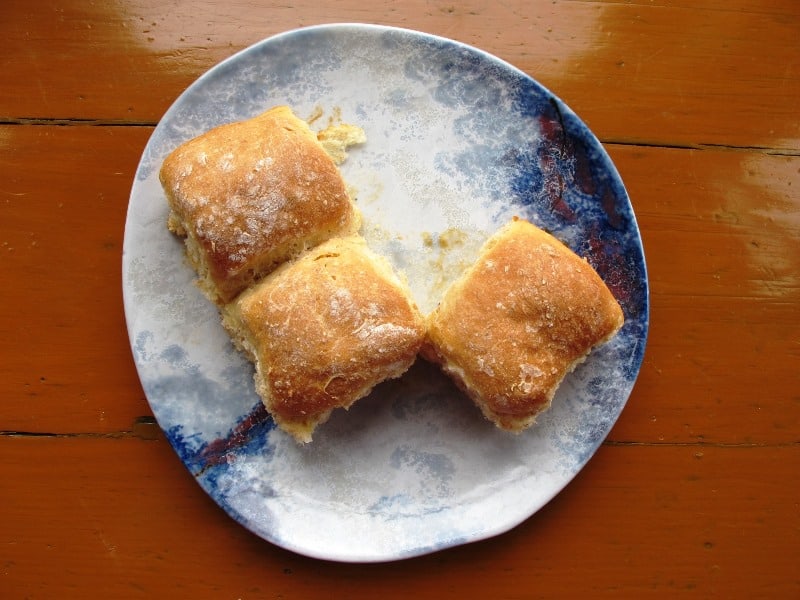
[[221, 236, 426, 443], [422, 217, 624, 433], [159, 105, 363, 304]]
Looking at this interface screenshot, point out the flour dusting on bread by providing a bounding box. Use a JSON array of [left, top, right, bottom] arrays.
[[161, 104, 624, 442], [159, 105, 364, 305], [221, 237, 425, 443], [422, 217, 624, 433]]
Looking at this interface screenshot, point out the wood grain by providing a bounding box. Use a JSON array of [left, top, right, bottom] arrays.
[[3, 127, 797, 442], [1, 436, 797, 598], [1, 1, 798, 150], [2, 0, 799, 596], [0, 125, 151, 433]]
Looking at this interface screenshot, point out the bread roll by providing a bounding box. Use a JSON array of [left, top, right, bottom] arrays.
[[422, 217, 624, 433], [222, 236, 425, 443], [159, 105, 362, 304]]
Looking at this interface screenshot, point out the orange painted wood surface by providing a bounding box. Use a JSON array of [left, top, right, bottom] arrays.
[[3, 437, 798, 597], [1, 0, 798, 597], [2, 1, 798, 149]]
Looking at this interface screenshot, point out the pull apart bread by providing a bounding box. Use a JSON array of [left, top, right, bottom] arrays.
[[222, 237, 425, 443], [422, 217, 624, 433], [159, 105, 364, 304], [160, 104, 622, 442]]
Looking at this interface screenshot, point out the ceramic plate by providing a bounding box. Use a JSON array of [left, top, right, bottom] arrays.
[[122, 24, 649, 562]]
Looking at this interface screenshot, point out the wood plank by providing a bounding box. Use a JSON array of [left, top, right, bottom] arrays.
[[3, 1, 797, 597], [550, 2, 800, 151], [606, 148, 800, 444], [610, 295, 800, 444], [608, 145, 800, 301], [1, 0, 797, 150], [0, 125, 152, 432], [1, 437, 797, 597], [2, 126, 797, 444]]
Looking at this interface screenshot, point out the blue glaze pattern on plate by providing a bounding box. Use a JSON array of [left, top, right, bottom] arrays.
[[122, 24, 649, 562]]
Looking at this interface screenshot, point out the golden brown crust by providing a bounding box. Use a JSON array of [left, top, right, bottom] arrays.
[[159, 105, 360, 304], [222, 237, 425, 443], [422, 217, 624, 432]]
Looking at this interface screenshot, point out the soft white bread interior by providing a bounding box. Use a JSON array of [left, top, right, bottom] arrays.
[[421, 217, 625, 433], [317, 122, 367, 165], [221, 236, 426, 443], [159, 105, 363, 305]]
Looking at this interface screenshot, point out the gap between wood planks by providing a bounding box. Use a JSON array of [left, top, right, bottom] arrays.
[[605, 138, 800, 157], [603, 440, 800, 449], [1, 118, 794, 446], [1, 117, 798, 156], [0, 117, 155, 128], [0, 422, 797, 448], [0, 417, 161, 441]]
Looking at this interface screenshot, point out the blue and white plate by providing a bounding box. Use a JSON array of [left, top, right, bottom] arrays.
[[123, 24, 649, 562]]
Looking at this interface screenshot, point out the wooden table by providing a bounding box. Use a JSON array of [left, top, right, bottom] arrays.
[[2, 1, 798, 597]]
